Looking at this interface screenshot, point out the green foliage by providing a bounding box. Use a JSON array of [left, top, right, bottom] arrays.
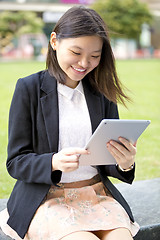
[[92, 0, 152, 39], [0, 11, 44, 35], [0, 11, 44, 48]]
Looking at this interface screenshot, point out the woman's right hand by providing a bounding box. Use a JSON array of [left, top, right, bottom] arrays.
[[52, 148, 89, 172]]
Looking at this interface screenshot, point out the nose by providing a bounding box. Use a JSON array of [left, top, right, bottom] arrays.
[[78, 57, 90, 69]]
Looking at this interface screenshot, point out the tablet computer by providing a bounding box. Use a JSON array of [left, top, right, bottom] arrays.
[[79, 119, 150, 166]]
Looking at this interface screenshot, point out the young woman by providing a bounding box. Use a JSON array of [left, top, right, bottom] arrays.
[[0, 6, 139, 240]]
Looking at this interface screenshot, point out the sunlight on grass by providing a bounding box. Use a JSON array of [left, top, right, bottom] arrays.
[[0, 61, 45, 198], [117, 59, 160, 182]]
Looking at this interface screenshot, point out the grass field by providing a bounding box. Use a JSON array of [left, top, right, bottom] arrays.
[[0, 59, 160, 198]]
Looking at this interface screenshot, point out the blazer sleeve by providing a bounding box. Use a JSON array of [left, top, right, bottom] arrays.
[[101, 99, 135, 184], [6, 78, 53, 185]]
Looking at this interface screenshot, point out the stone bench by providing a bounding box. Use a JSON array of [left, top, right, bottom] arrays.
[[0, 199, 12, 239], [116, 178, 160, 240], [0, 178, 160, 240]]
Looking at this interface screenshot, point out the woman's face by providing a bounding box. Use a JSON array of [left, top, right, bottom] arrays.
[[51, 34, 103, 88]]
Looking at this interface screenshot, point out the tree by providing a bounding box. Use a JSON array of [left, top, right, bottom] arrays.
[[0, 11, 44, 51], [91, 0, 152, 40]]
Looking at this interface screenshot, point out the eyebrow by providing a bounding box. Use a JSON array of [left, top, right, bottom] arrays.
[[71, 46, 102, 53]]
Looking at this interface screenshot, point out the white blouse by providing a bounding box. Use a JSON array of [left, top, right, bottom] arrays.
[[57, 81, 98, 183]]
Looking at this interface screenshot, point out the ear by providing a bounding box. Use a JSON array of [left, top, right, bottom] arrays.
[[50, 32, 57, 50]]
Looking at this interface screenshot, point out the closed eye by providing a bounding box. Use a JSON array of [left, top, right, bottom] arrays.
[[92, 55, 101, 58], [71, 51, 80, 55]]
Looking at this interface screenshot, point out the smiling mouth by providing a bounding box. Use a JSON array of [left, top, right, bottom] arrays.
[[72, 66, 86, 73]]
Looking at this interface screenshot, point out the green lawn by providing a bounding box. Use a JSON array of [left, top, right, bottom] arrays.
[[116, 59, 160, 182], [0, 59, 160, 198]]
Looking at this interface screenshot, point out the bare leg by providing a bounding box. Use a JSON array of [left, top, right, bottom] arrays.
[[61, 231, 100, 240], [94, 228, 133, 240]]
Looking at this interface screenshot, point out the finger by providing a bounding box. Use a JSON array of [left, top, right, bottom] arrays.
[[61, 154, 79, 163], [107, 143, 124, 160], [119, 137, 137, 154], [133, 140, 137, 147], [107, 143, 135, 168], [108, 140, 130, 157], [62, 148, 90, 156], [107, 140, 136, 160], [61, 162, 79, 172]]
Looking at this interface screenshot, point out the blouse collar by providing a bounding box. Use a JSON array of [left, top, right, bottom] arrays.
[[57, 81, 84, 100]]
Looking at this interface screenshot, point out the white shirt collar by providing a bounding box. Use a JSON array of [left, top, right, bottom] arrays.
[[57, 81, 84, 100]]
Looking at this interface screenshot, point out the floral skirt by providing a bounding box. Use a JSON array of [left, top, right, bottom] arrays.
[[0, 177, 139, 240]]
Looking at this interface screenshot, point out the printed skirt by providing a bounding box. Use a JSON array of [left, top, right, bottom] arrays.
[[0, 176, 140, 240]]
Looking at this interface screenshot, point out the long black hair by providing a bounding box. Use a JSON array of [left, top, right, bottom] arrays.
[[46, 6, 129, 105]]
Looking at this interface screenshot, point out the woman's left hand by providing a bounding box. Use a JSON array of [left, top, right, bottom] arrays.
[[107, 137, 137, 170]]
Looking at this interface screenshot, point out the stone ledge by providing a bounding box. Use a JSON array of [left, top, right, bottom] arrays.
[[0, 228, 12, 240], [116, 178, 160, 240], [134, 224, 160, 240], [0, 178, 160, 240]]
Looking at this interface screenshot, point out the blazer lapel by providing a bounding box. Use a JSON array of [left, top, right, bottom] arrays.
[[82, 79, 103, 133], [40, 71, 59, 152], [40, 73, 103, 152]]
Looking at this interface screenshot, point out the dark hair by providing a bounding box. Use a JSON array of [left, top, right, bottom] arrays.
[[46, 6, 129, 105]]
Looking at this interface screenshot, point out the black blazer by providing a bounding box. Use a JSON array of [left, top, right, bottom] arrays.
[[6, 70, 135, 238]]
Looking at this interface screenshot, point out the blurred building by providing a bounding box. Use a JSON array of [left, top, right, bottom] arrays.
[[0, 0, 160, 59], [140, 0, 160, 51]]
